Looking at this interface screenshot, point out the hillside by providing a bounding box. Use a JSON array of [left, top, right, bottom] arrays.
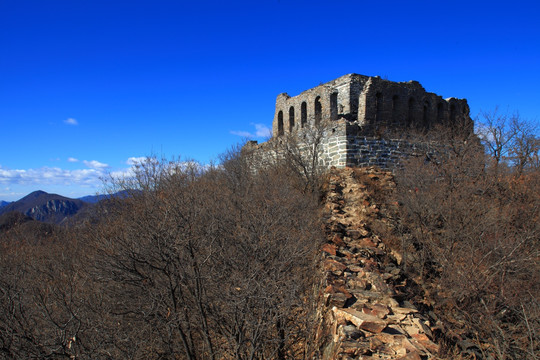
[[313, 164, 539, 359], [0, 154, 536, 359], [0, 210, 58, 241]]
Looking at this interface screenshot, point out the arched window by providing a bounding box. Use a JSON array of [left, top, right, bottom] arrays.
[[375, 92, 383, 123], [289, 106, 295, 133], [407, 97, 415, 126], [392, 95, 399, 123], [314, 96, 322, 125], [450, 104, 456, 122], [423, 101, 430, 128], [278, 111, 284, 136], [437, 102, 444, 123], [330, 92, 338, 120], [301, 102, 307, 128], [392, 95, 398, 110]]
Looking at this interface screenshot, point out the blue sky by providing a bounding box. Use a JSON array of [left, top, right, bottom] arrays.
[[1, 0, 539, 201]]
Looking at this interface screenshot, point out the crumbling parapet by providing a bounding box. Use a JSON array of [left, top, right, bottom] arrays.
[[272, 73, 472, 139]]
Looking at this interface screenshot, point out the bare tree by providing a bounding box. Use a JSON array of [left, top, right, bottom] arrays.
[[274, 120, 332, 196], [477, 108, 539, 175], [509, 116, 540, 175], [476, 108, 517, 167], [88, 153, 323, 359], [0, 148, 324, 360]]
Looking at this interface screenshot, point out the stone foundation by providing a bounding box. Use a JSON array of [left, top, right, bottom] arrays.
[[244, 121, 436, 172]]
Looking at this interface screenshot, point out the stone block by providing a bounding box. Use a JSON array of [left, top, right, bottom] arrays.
[[323, 259, 348, 273], [333, 307, 388, 333]]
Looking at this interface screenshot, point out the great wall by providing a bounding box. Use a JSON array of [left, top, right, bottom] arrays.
[[247, 75, 476, 359], [313, 167, 442, 360]]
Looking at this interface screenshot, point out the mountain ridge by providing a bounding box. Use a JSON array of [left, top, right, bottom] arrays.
[[0, 190, 135, 224], [0, 190, 87, 224]]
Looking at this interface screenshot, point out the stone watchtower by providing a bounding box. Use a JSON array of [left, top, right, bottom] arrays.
[[249, 73, 473, 169]]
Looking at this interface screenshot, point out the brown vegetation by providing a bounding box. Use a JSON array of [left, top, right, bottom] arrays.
[[1, 111, 538, 359], [393, 117, 539, 359], [0, 150, 324, 359]]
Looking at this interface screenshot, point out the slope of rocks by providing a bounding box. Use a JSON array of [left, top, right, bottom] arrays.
[[313, 167, 440, 360]]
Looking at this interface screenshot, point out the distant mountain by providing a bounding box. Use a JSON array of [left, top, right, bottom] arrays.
[[0, 200, 10, 209], [79, 194, 109, 203], [0, 190, 88, 224], [79, 190, 135, 203]]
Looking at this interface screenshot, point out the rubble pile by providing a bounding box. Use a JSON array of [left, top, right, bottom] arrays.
[[315, 168, 440, 360]]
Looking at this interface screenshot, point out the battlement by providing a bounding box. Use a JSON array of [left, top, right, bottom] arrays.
[[272, 73, 472, 137]]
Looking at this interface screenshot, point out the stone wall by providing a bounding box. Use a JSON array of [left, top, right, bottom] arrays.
[[273, 74, 366, 138], [344, 136, 434, 169], [245, 121, 437, 172]]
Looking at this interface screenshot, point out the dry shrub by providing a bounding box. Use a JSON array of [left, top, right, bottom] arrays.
[[0, 149, 324, 360], [87, 154, 324, 359], [395, 129, 539, 359]]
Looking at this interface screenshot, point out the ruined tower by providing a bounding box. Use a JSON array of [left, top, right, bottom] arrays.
[[248, 73, 473, 169]]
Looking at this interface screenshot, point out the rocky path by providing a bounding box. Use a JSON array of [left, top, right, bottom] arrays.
[[315, 168, 440, 360]]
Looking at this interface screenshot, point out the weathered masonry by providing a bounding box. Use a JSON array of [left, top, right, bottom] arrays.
[[246, 73, 473, 169]]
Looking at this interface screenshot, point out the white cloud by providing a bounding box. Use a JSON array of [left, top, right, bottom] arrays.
[[0, 159, 110, 186], [127, 156, 148, 165], [0, 157, 215, 201], [0, 165, 104, 186], [230, 130, 253, 138], [0, 157, 146, 201], [254, 123, 272, 138], [109, 167, 136, 179], [0, 188, 23, 200], [110, 157, 159, 180], [68, 157, 79, 162], [83, 160, 109, 169], [64, 118, 78, 125], [231, 123, 271, 139]]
